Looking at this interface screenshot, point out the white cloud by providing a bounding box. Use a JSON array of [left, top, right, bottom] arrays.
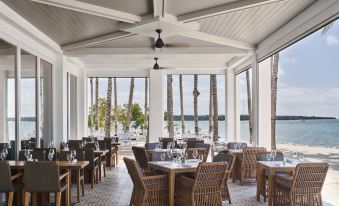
[[326, 35, 339, 46], [278, 67, 285, 76]]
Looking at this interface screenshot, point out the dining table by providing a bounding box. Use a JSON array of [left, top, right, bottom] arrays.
[[148, 160, 200, 206], [6, 160, 89, 204], [94, 150, 109, 181], [256, 161, 297, 206]]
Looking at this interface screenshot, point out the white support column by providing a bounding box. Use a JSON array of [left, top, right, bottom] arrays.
[[0, 70, 6, 143], [252, 55, 271, 148], [148, 69, 164, 143], [225, 68, 238, 142], [36, 56, 41, 148], [235, 74, 241, 140], [15, 47, 21, 158], [77, 68, 86, 138]]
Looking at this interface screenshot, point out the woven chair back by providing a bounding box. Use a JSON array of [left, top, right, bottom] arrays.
[[132, 146, 149, 171], [123, 158, 146, 193], [213, 152, 235, 171], [196, 143, 211, 159], [0, 161, 14, 192], [24, 161, 60, 192], [291, 163, 329, 195], [241, 147, 266, 179], [193, 162, 228, 204]]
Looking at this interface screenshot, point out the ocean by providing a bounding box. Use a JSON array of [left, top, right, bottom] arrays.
[[7, 119, 339, 148]]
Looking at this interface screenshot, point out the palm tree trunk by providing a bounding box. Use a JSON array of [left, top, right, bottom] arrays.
[[246, 70, 253, 144], [113, 78, 118, 134], [94, 77, 99, 130], [209, 75, 213, 134], [125, 78, 134, 133], [179, 75, 185, 134], [104, 77, 112, 138], [211, 75, 219, 141], [144, 78, 149, 142], [90, 77, 94, 127], [167, 75, 174, 137], [193, 75, 200, 136], [271, 53, 279, 150]]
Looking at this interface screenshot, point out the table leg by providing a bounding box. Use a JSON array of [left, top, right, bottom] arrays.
[[99, 156, 102, 181], [77, 169, 81, 203], [68, 169, 71, 206], [268, 169, 274, 206], [168, 171, 175, 206], [256, 165, 263, 201]]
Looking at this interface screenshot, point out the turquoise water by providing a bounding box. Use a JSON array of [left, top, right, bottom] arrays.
[[8, 119, 339, 147]]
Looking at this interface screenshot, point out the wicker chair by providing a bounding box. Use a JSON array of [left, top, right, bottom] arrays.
[[78, 148, 99, 189], [59, 150, 86, 199], [274, 163, 329, 206], [186, 138, 204, 148], [18, 150, 46, 161], [132, 146, 151, 173], [196, 143, 211, 160], [227, 142, 247, 150], [213, 152, 235, 204], [236, 147, 266, 185], [175, 162, 228, 206], [145, 143, 158, 150], [124, 158, 168, 206], [0, 161, 24, 206], [103, 138, 117, 168], [23, 161, 70, 206], [186, 148, 207, 162], [258, 151, 284, 202]]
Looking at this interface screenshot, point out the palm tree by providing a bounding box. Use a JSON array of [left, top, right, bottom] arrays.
[[179, 75, 185, 134], [90, 77, 94, 127], [211, 75, 219, 141], [94, 77, 99, 130], [144, 78, 149, 142], [193, 74, 200, 136], [113, 77, 118, 134], [246, 70, 253, 144], [167, 75, 174, 137], [209, 75, 213, 134], [125, 78, 134, 133], [271, 53, 279, 150], [104, 77, 112, 138]]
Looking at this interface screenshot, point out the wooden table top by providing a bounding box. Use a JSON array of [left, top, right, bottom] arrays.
[[149, 160, 199, 173], [111, 142, 121, 146], [147, 148, 182, 153], [5, 160, 89, 170], [94, 150, 109, 156]]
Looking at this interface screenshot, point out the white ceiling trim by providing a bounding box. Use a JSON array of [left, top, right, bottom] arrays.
[[62, 31, 136, 51], [30, 0, 142, 23], [64, 47, 247, 56], [153, 0, 166, 18], [227, 50, 254, 70], [178, 0, 285, 23]]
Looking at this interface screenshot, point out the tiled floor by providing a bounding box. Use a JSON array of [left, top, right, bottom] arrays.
[[74, 163, 267, 206]]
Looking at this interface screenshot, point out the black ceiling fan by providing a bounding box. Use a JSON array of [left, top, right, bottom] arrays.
[[154, 29, 165, 49], [153, 57, 160, 70]]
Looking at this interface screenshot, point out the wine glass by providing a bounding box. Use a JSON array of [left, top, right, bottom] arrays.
[[271, 150, 277, 162], [61, 142, 66, 150], [24, 150, 30, 160], [198, 154, 204, 162], [27, 153, 32, 161], [292, 152, 298, 160], [0, 150, 5, 160], [48, 149, 54, 161], [266, 153, 271, 161], [160, 153, 166, 161], [167, 149, 172, 161], [192, 149, 198, 160], [71, 150, 76, 160], [3, 148, 8, 159], [298, 153, 304, 162], [67, 153, 72, 163]]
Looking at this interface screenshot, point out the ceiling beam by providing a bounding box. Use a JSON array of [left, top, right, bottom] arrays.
[[30, 0, 141, 23], [62, 32, 136, 51], [227, 51, 254, 70], [179, 31, 254, 50], [178, 0, 284, 22], [64, 47, 248, 56], [153, 0, 166, 18]]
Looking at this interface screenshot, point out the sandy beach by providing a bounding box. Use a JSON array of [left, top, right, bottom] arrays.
[[278, 143, 339, 205]]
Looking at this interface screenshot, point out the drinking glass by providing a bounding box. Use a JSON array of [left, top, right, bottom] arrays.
[[0, 151, 5, 160], [272, 150, 277, 161], [24, 150, 30, 160], [167, 142, 172, 150], [27, 153, 32, 161], [198, 154, 204, 162], [48, 149, 54, 161], [160, 153, 166, 161], [292, 152, 298, 160], [167, 149, 172, 160], [67, 154, 72, 163], [266, 153, 271, 161], [192, 149, 198, 159], [3, 148, 8, 159], [71, 150, 76, 160], [298, 153, 304, 162]]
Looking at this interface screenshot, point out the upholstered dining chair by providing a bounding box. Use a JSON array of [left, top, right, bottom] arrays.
[[258, 151, 284, 202], [86, 142, 106, 177], [236, 147, 266, 185], [68, 140, 84, 149], [124, 158, 168, 206], [274, 163, 329, 206], [0, 161, 24, 206], [144, 142, 158, 150], [23, 161, 70, 206], [175, 162, 228, 206], [33, 148, 58, 161], [227, 142, 247, 150], [18, 150, 46, 161], [186, 138, 204, 148], [213, 151, 235, 204], [79, 148, 99, 189]]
